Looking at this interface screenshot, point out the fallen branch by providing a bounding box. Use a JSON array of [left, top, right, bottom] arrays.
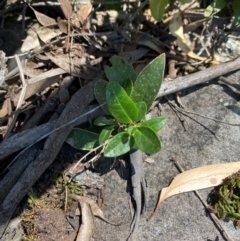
[[158, 57, 240, 97], [0, 106, 104, 161]]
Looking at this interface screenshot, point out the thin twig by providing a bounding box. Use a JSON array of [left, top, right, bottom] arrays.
[[168, 101, 188, 131], [171, 156, 234, 241], [126, 0, 148, 23], [3, 55, 27, 140], [166, 97, 240, 126], [64, 174, 69, 213], [68, 141, 108, 179], [6, 32, 117, 60], [109, 157, 117, 170]]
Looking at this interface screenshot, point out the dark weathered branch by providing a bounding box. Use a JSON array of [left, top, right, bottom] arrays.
[[158, 57, 240, 97], [0, 107, 104, 161]]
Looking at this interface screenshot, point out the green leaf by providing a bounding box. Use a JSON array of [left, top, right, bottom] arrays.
[[93, 116, 116, 126], [130, 54, 165, 110], [104, 56, 137, 86], [204, 0, 226, 17], [150, 0, 168, 22], [66, 128, 99, 150], [179, 0, 192, 3], [122, 78, 133, 96], [233, 0, 240, 24], [106, 81, 138, 124], [94, 79, 110, 114], [131, 127, 161, 154], [139, 117, 166, 132], [99, 125, 114, 144], [103, 0, 121, 10], [135, 101, 147, 122], [127, 126, 135, 135], [104, 132, 132, 157]]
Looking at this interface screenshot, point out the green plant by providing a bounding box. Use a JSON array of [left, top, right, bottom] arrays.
[[150, 0, 240, 25], [150, 0, 192, 22], [204, 0, 226, 17], [204, 0, 240, 24], [65, 54, 166, 157]]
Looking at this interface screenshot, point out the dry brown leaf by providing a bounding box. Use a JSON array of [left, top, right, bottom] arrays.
[[29, 6, 57, 27], [76, 201, 94, 241], [69, 194, 121, 226], [58, 0, 72, 20], [138, 36, 164, 54], [43, 48, 99, 79], [44, 50, 84, 77], [21, 27, 62, 52], [57, 17, 68, 34], [0, 99, 9, 118], [169, 12, 218, 64], [77, 3, 92, 25], [150, 161, 240, 219]]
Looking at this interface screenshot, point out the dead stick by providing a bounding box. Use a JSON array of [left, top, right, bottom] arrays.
[[4, 55, 27, 140], [158, 57, 240, 97], [0, 106, 104, 161]]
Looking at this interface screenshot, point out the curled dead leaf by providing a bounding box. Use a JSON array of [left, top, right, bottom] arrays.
[[69, 194, 121, 226], [29, 6, 57, 27], [169, 11, 219, 64], [21, 27, 62, 52], [76, 201, 94, 241], [0, 99, 8, 118], [149, 161, 240, 219], [76, 3, 92, 26], [58, 0, 72, 20]]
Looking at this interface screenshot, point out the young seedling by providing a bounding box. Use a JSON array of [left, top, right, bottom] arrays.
[[65, 54, 166, 237]]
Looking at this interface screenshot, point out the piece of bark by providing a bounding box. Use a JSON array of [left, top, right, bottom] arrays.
[[0, 106, 104, 161], [128, 149, 148, 239], [0, 77, 101, 238], [20, 88, 59, 131], [0, 120, 57, 161], [0, 142, 43, 205]]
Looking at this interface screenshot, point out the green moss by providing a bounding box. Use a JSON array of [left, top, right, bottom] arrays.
[[210, 171, 240, 227], [67, 180, 82, 195], [53, 174, 82, 195]]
